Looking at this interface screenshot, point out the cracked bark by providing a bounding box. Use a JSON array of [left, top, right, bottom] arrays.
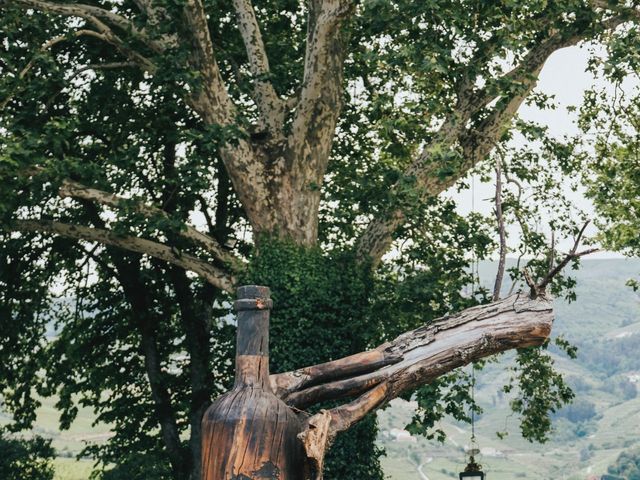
[[204, 289, 553, 480]]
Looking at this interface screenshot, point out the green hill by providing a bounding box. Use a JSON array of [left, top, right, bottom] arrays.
[[378, 257, 640, 480]]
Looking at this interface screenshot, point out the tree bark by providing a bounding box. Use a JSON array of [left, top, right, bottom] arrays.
[[202, 287, 554, 479]]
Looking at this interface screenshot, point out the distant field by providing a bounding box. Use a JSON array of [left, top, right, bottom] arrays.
[[53, 458, 94, 480]]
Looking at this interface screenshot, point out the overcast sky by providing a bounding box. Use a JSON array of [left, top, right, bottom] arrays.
[[452, 43, 636, 259]]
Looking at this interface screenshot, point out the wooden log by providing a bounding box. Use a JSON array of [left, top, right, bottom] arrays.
[[201, 286, 306, 480], [278, 292, 553, 410], [293, 292, 555, 479]]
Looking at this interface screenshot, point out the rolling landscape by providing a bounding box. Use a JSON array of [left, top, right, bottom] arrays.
[[378, 258, 640, 479], [2, 258, 639, 480]]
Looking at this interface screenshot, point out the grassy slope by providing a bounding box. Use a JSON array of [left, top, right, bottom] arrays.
[[379, 258, 640, 480]]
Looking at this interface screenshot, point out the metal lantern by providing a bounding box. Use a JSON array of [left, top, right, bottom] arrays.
[[459, 455, 485, 480], [460, 365, 485, 480]]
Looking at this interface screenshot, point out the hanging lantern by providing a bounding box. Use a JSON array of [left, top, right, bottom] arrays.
[[460, 365, 485, 479], [459, 453, 485, 479]]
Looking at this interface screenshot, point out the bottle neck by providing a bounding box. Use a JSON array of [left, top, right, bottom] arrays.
[[233, 286, 272, 389]]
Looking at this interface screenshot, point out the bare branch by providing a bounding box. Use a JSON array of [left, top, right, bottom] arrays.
[[232, 0, 284, 136], [493, 153, 507, 301], [535, 221, 598, 292], [58, 179, 243, 271], [517, 221, 599, 299], [271, 349, 401, 400], [11, 219, 235, 292]]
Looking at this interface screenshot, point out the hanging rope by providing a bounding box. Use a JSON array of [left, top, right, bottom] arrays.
[[471, 365, 477, 448]]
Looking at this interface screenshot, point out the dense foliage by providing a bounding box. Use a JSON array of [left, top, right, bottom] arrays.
[[0, 435, 55, 480], [2, 0, 640, 478]]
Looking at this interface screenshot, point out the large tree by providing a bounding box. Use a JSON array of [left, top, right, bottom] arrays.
[[0, 0, 636, 479]]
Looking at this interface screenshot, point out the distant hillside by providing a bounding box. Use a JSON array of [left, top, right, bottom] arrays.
[[378, 258, 640, 480], [3, 258, 639, 479]]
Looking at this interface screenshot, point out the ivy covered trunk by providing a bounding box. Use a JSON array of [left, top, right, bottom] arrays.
[[244, 240, 384, 479], [202, 280, 381, 480]]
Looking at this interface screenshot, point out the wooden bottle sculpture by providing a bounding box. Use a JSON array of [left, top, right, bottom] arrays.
[[201, 285, 306, 480]]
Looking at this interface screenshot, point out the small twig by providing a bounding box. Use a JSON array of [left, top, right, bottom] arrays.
[[523, 268, 537, 292], [507, 252, 525, 296], [525, 221, 599, 297]]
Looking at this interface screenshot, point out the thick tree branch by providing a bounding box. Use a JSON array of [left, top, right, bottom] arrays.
[[288, 0, 353, 174], [355, 27, 588, 266], [11, 219, 235, 292], [271, 349, 402, 400], [112, 256, 189, 477], [180, 0, 276, 236], [290, 292, 553, 476], [232, 0, 284, 137], [58, 179, 242, 271], [181, 0, 236, 126], [277, 292, 552, 408]]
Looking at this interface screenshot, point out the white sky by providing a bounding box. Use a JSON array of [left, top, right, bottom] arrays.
[[452, 44, 636, 259]]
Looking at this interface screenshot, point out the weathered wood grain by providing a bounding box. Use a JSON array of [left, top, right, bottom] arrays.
[[201, 286, 306, 480]]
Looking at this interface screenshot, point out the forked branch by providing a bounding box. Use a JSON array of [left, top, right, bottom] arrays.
[[232, 0, 284, 136], [285, 292, 554, 478], [525, 220, 599, 297], [11, 219, 235, 292]]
